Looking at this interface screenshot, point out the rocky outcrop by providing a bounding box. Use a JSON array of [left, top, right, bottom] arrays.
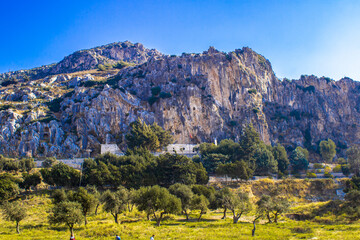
[[0, 43, 359, 159], [0, 41, 163, 81]]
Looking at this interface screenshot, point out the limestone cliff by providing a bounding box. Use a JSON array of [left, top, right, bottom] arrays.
[[0, 42, 359, 159]]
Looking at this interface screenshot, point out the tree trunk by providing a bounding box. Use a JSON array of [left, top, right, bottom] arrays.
[[233, 213, 242, 224], [252, 216, 261, 237], [113, 213, 119, 224], [185, 211, 189, 221], [198, 212, 203, 221], [267, 213, 272, 223], [156, 212, 164, 226], [274, 212, 278, 223], [70, 226, 74, 237], [221, 207, 227, 219], [252, 220, 256, 237], [95, 203, 100, 215], [16, 221, 20, 234], [147, 212, 150, 220], [84, 214, 88, 225]]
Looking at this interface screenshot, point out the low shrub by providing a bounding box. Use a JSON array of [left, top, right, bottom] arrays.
[[313, 163, 325, 169], [324, 172, 334, 178], [306, 172, 317, 178], [151, 86, 161, 96], [248, 88, 257, 94], [332, 165, 342, 173], [148, 96, 159, 105], [159, 92, 172, 99]]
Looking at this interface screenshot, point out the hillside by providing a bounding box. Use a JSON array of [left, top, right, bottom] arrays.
[[0, 42, 359, 158]]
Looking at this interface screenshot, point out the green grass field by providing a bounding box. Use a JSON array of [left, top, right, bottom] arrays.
[[0, 194, 360, 240]]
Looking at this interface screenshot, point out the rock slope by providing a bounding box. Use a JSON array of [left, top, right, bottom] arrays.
[[0, 41, 162, 81], [0, 42, 359, 159]]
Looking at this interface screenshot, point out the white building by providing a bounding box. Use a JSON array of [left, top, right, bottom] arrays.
[[164, 144, 199, 155], [100, 144, 124, 156]]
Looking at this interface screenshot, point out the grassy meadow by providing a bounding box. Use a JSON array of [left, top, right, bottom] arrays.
[[0, 192, 359, 240]]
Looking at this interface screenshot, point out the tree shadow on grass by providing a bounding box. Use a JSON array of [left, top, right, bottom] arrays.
[[177, 218, 218, 223], [22, 223, 47, 230], [121, 219, 140, 224]]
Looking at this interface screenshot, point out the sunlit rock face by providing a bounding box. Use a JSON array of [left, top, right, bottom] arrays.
[[0, 42, 359, 158]]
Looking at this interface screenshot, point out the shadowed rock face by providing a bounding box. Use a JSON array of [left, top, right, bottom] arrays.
[[0, 43, 359, 158]]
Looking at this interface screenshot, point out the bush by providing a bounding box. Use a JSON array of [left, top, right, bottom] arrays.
[[248, 89, 257, 94], [306, 172, 317, 178], [1, 80, 16, 87], [332, 165, 342, 173], [113, 61, 136, 69], [80, 80, 99, 87], [47, 98, 63, 112], [313, 163, 325, 169], [151, 86, 161, 96], [159, 92, 172, 99], [324, 172, 334, 178], [0, 104, 13, 111], [148, 96, 159, 105]]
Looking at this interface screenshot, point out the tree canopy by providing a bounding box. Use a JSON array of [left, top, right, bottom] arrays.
[[319, 139, 336, 163], [135, 185, 181, 226], [48, 201, 83, 236], [126, 118, 172, 151], [1, 201, 27, 234], [347, 146, 360, 175]]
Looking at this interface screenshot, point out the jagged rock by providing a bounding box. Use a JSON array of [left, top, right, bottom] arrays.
[[68, 76, 82, 87], [83, 74, 94, 81], [22, 92, 36, 101]]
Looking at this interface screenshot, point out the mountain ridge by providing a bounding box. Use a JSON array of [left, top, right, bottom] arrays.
[[0, 41, 163, 81], [0, 41, 358, 159]]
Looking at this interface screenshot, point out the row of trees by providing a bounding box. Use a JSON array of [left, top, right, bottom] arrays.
[[1, 184, 290, 236], [0, 156, 35, 172], [39, 152, 208, 189], [197, 125, 289, 178]]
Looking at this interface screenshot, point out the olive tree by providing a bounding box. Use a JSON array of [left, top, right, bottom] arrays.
[[227, 191, 252, 223], [169, 183, 193, 220], [135, 185, 181, 226], [215, 187, 232, 219], [49, 201, 83, 237], [101, 188, 128, 224], [190, 195, 209, 221], [72, 187, 97, 225], [2, 201, 27, 234], [271, 197, 290, 223]]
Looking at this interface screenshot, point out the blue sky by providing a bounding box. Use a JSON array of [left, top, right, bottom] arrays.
[[1, 0, 360, 80]]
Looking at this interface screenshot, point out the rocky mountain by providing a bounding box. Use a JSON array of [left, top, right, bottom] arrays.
[[0, 41, 162, 81], [0, 41, 359, 159]]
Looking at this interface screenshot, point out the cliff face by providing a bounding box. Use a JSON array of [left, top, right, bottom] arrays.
[[0, 42, 359, 158]]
